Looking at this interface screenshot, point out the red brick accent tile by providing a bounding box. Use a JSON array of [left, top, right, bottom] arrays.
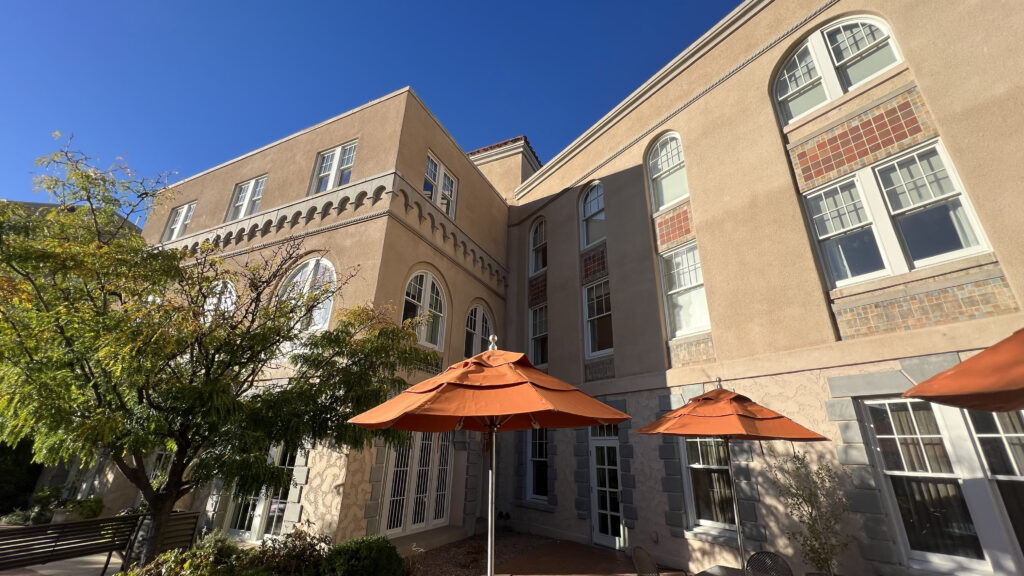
[[581, 245, 608, 284], [654, 202, 695, 252], [528, 273, 547, 307], [788, 86, 938, 192]]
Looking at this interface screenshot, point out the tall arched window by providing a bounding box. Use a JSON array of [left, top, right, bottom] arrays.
[[647, 133, 689, 210], [280, 258, 335, 332], [774, 17, 902, 124], [463, 305, 494, 358], [403, 272, 446, 350], [580, 183, 606, 249], [203, 280, 237, 323], [529, 219, 547, 275]]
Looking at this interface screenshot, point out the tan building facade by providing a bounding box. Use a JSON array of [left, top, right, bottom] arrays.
[[56, 1, 1024, 574]]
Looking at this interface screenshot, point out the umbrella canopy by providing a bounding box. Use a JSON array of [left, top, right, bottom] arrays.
[[902, 328, 1024, 412], [637, 388, 828, 441], [349, 349, 631, 432]]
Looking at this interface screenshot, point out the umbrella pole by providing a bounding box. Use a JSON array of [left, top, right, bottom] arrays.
[[487, 425, 497, 576], [726, 438, 745, 569]]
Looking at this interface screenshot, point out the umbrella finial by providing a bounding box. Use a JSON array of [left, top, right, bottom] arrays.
[[488, 334, 498, 351]]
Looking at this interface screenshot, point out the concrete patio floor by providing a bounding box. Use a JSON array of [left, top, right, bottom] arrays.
[[1, 552, 118, 576]]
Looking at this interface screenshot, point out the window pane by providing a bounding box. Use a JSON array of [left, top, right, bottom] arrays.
[[980, 438, 1015, 476], [691, 468, 735, 525], [999, 412, 1024, 435], [997, 480, 1024, 554], [654, 165, 689, 208], [896, 198, 979, 262], [532, 460, 548, 497], [826, 22, 885, 63], [878, 438, 904, 471], [585, 211, 606, 245], [780, 81, 827, 121], [669, 286, 710, 336], [589, 315, 614, 353], [868, 404, 894, 435], [776, 45, 820, 98], [968, 410, 999, 434], [890, 403, 916, 435], [531, 334, 548, 365], [821, 227, 885, 282], [889, 476, 983, 559], [839, 41, 898, 86]]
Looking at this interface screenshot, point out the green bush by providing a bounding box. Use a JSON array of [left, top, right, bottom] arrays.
[[0, 506, 52, 525], [237, 528, 332, 576], [68, 497, 104, 520], [322, 535, 404, 576]]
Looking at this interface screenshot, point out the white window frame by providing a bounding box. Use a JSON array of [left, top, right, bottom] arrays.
[[161, 202, 196, 243], [224, 445, 304, 542], [862, 398, 1020, 574], [647, 132, 689, 211], [529, 218, 547, 276], [463, 304, 494, 358], [402, 271, 447, 351], [309, 140, 358, 196], [381, 431, 455, 537], [423, 153, 458, 219], [280, 257, 336, 332], [659, 241, 711, 338], [802, 140, 987, 288], [528, 304, 548, 368], [580, 182, 606, 250], [225, 176, 267, 223], [774, 16, 903, 125], [526, 428, 549, 502], [680, 438, 736, 532], [583, 279, 613, 359]]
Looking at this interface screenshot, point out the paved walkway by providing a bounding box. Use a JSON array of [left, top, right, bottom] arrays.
[[1, 553, 115, 575]]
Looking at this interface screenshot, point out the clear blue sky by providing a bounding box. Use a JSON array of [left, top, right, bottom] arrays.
[[0, 0, 741, 205]]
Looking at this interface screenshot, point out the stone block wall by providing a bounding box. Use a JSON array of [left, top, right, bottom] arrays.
[[668, 333, 716, 368]]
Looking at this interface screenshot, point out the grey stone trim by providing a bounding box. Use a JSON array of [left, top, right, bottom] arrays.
[[837, 444, 869, 466], [848, 466, 877, 490], [463, 435, 482, 529], [574, 427, 590, 519], [858, 540, 899, 564], [514, 429, 558, 510], [847, 489, 883, 515], [364, 440, 388, 533], [838, 421, 864, 444], [825, 398, 857, 421], [828, 371, 912, 398], [900, 353, 959, 384]]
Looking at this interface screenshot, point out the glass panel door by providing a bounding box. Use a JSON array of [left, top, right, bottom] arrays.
[[383, 432, 454, 536], [590, 427, 623, 549]]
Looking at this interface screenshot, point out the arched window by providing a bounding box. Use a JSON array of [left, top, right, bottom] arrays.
[[280, 258, 335, 332], [775, 17, 901, 124], [580, 183, 606, 249], [647, 133, 689, 210], [463, 305, 494, 358], [403, 272, 446, 349], [529, 219, 547, 275]]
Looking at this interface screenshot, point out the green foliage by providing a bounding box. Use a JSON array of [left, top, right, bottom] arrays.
[[766, 448, 851, 576], [0, 143, 436, 562], [67, 496, 104, 519], [118, 529, 403, 576], [321, 535, 404, 576]]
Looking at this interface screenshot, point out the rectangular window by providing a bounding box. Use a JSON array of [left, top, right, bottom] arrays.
[[263, 446, 299, 537], [966, 409, 1024, 554], [804, 179, 886, 285], [684, 438, 735, 528], [527, 428, 549, 501], [529, 305, 548, 367], [865, 400, 983, 560], [584, 280, 613, 357], [309, 141, 358, 196], [226, 176, 266, 222], [423, 154, 457, 218], [161, 201, 195, 242], [804, 141, 986, 287], [661, 243, 711, 337]]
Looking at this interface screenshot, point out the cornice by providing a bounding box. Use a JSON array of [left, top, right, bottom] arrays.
[[470, 139, 542, 172]]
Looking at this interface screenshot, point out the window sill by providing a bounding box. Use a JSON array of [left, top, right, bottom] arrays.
[[669, 330, 712, 344], [585, 350, 614, 360], [680, 525, 738, 547], [829, 251, 998, 302], [652, 198, 690, 219], [514, 499, 556, 513]]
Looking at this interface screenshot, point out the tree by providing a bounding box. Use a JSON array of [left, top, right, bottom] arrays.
[[0, 143, 436, 562]]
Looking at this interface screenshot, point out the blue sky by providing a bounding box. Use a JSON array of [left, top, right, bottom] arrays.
[[0, 1, 741, 205]]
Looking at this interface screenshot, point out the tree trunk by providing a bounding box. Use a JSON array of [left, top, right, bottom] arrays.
[[139, 495, 174, 565]]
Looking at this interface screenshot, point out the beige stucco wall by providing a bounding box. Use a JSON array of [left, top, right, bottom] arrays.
[[473, 150, 537, 203]]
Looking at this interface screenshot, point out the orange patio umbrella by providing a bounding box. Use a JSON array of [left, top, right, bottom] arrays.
[[638, 387, 827, 568], [350, 341, 630, 576], [902, 328, 1024, 412]]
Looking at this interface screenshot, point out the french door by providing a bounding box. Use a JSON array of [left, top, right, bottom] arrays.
[[224, 445, 299, 541], [590, 425, 624, 549], [383, 431, 454, 536]]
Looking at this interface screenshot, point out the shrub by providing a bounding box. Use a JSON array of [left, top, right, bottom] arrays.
[[68, 497, 104, 520], [766, 448, 851, 576], [322, 535, 404, 576], [234, 528, 332, 576]]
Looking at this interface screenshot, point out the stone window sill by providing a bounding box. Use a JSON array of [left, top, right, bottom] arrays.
[[514, 499, 556, 513], [678, 525, 738, 547], [829, 252, 998, 303]]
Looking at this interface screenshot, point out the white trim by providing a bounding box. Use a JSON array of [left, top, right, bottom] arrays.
[[588, 429, 625, 549], [381, 432, 454, 537], [679, 437, 737, 531], [583, 279, 614, 359], [525, 428, 549, 503], [528, 303, 549, 369], [463, 304, 495, 358], [161, 201, 196, 242], [308, 140, 358, 197], [658, 241, 712, 339], [280, 257, 336, 333], [579, 182, 606, 250], [423, 152, 458, 219], [225, 175, 267, 223], [403, 271, 447, 352], [469, 139, 541, 172]]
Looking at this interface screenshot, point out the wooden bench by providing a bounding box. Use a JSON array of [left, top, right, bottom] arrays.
[[0, 511, 200, 575]]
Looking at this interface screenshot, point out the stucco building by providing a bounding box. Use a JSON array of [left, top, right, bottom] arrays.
[[57, 1, 1024, 574]]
